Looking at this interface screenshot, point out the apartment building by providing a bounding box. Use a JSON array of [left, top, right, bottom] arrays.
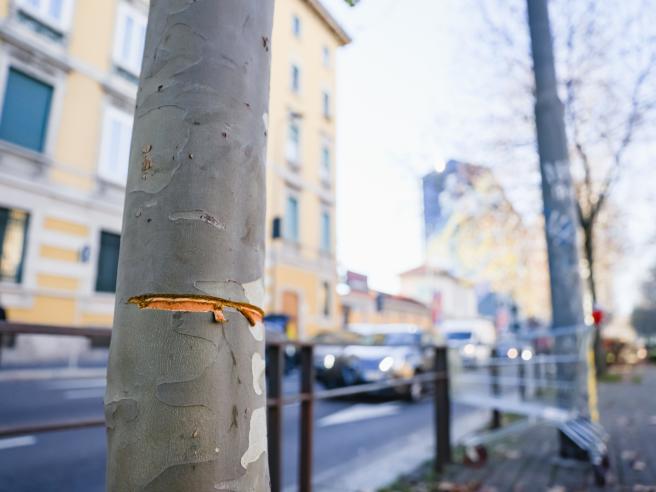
[[0, 0, 349, 338]]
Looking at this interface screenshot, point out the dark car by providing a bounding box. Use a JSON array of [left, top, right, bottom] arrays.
[[315, 324, 437, 402]]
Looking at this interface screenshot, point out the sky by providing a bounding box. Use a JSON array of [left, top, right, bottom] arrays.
[[323, 0, 655, 315], [327, 0, 457, 293]]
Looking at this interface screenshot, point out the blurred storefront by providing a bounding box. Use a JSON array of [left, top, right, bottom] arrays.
[[339, 271, 433, 331]]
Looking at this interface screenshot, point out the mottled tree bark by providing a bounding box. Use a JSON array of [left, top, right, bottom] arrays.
[[105, 1, 274, 490]]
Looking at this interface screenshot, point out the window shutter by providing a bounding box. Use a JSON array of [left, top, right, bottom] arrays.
[[96, 231, 120, 293], [0, 68, 53, 152]]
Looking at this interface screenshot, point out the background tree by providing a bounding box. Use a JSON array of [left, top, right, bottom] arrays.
[[466, 0, 656, 308], [105, 1, 274, 490]]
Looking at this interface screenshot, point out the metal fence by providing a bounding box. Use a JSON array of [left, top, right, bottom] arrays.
[[0, 321, 452, 492], [449, 325, 597, 424]]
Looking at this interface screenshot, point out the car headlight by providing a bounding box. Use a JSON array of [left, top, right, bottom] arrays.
[[378, 356, 394, 372], [521, 348, 533, 361], [323, 354, 335, 369], [507, 347, 519, 359], [463, 343, 476, 356]]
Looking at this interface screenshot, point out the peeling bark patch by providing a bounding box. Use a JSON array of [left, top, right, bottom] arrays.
[[155, 364, 215, 408], [169, 210, 225, 230], [128, 293, 263, 326], [251, 353, 265, 396], [141, 144, 153, 177], [249, 321, 264, 342], [172, 314, 219, 347], [240, 407, 267, 469], [104, 398, 138, 430]]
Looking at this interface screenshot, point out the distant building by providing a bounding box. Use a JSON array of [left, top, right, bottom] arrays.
[[421, 160, 550, 321], [399, 264, 478, 323], [0, 0, 350, 338], [339, 271, 432, 331]]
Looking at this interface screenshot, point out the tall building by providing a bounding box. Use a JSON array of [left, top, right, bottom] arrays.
[[421, 160, 551, 321], [264, 0, 350, 339], [0, 0, 349, 337]]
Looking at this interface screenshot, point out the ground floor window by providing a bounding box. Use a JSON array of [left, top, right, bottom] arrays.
[[95, 231, 120, 293], [0, 206, 30, 283]]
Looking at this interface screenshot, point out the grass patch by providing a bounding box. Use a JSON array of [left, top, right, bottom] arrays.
[[599, 372, 623, 383]]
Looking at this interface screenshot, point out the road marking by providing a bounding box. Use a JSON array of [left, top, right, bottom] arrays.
[[45, 378, 106, 390], [317, 403, 401, 428], [63, 388, 106, 400], [0, 436, 37, 451]]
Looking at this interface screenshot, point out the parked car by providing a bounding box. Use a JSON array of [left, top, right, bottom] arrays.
[[442, 318, 496, 367], [312, 329, 364, 383], [315, 324, 438, 401]]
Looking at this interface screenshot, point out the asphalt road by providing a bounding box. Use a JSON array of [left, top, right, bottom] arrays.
[[0, 371, 474, 492]]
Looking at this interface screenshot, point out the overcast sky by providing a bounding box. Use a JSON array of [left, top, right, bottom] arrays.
[[324, 0, 655, 315]]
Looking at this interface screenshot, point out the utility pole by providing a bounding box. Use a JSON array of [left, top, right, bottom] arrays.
[[526, 0, 591, 417], [105, 1, 274, 490]]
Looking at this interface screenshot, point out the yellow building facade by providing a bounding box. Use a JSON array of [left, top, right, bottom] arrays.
[[0, 0, 349, 338]]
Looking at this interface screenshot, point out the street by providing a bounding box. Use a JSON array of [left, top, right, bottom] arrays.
[[0, 371, 477, 492]]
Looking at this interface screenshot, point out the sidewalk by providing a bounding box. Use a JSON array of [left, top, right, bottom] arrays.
[[382, 364, 656, 492]]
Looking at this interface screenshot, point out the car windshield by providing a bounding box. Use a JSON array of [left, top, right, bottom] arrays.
[[446, 331, 472, 341], [370, 332, 421, 346]]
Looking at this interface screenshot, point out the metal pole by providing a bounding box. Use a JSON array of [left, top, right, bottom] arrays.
[[518, 361, 526, 400], [299, 345, 314, 492], [490, 347, 501, 429], [526, 0, 587, 413], [433, 346, 452, 472], [267, 344, 284, 492]]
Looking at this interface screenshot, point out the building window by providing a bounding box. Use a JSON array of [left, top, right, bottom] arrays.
[[113, 2, 147, 79], [0, 68, 53, 153], [95, 231, 120, 293], [285, 196, 299, 243], [322, 46, 330, 67], [286, 119, 300, 165], [321, 143, 331, 181], [322, 91, 331, 119], [320, 211, 330, 252], [16, 0, 74, 34], [322, 281, 331, 317], [0, 207, 30, 284], [98, 106, 133, 185], [290, 63, 301, 93], [292, 14, 301, 37]]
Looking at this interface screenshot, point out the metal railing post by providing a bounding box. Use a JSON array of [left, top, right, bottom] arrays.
[[490, 347, 501, 429], [534, 354, 543, 396], [518, 359, 526, 400], [267, 344, 284, 492], [433, 345, 451, 472], [299, 344, 314, 492]]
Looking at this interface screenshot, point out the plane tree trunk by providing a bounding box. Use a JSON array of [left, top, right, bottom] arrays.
[[105, 1, 274, 490]]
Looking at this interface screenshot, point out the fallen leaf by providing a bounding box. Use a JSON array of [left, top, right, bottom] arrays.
[[505, 449, 521, 460], [621, 450, 637, 461], [546, 486, 566, 492]]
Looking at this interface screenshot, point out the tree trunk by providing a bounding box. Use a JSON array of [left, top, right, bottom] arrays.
[[105, 2, 274, 490], [582, 220, 598, 305], [582, 219, 606, 376]]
